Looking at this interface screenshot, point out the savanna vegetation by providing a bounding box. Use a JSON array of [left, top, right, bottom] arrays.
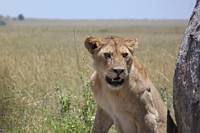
[[0, 19, 187, 133]]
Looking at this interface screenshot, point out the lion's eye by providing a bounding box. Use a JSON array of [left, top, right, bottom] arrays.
[[104, 53, 112, 59], [122, 53, 128, 58]]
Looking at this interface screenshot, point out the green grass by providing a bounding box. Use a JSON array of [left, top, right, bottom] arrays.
[[0, 19, 186, 132]]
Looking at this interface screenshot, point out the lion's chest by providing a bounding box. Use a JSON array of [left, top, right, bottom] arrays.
[[93, 86, 143, 131]]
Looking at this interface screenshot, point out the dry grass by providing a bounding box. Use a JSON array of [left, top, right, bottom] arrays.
[[0, 19, 186, 132]]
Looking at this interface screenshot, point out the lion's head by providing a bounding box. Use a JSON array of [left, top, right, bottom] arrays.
[[85, 36, 138, 90]]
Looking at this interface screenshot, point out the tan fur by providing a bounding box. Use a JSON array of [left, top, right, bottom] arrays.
[[85, 36, 167, 133]]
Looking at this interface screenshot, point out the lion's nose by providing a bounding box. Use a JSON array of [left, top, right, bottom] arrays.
[[112, 67, 125, 75]]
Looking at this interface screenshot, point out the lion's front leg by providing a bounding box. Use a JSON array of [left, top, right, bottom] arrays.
[[92, 106, 113, 133], [140, 88, 159, 133]]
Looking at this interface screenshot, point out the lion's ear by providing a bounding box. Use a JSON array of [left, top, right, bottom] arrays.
[[84, 36, 105, 54], [125, 38, 138, 53]]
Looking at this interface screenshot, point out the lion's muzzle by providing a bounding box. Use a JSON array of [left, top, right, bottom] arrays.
[[105, 67, 127, 87], [105, 76, 124, 87]]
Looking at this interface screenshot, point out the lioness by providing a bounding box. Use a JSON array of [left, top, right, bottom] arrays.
[[85, 36, 169, 133]]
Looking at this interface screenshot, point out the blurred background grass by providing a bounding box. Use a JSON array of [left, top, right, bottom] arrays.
[[0, 19, 186, 132]]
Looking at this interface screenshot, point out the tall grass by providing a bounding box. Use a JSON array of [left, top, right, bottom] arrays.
[[0, 20, 186, 132]]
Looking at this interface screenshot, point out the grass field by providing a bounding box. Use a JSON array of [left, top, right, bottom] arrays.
[[0, 19, 187, 133]]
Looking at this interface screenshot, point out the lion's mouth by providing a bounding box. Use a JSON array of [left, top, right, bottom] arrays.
[[105, 76, 124, 87]]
